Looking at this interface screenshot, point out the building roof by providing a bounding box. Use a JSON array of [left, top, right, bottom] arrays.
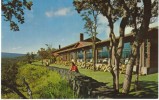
[[73, 41, 92, 48], [52, 37, 101, 53], [53, 27, 158, 55]]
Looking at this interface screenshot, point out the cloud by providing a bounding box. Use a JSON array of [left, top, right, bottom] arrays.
[[45, 7, 73, 17], [124, 21, 158, 34], [97, 14, 122, 38], [97, 14, 109, 37], [12, 46, 22, 50], [98, 14, 108, 24]]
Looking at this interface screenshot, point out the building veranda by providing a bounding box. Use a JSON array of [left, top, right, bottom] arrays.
[[53, 27, 158, 75]]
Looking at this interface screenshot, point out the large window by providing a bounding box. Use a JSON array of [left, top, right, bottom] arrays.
[[77, 50, 83, 59], [86, 49, 92, 59], [98, 47, 109, 59], [122, 43, 131, 58], [97, 47, 109, 64], [85, 49, 92, 62]]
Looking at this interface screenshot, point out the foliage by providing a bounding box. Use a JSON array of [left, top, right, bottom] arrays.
[[37, 48, 48, 63], [37, 45, 56, 64], [2, 57, 75, 99], [73, 0, 119, 23], [74, 1, 100, 71], [80, 8, 99, 37], [1, 58, 18, 90], [16, 64, 75, 99], [73, 0, 158, 94], [1, 58, 27, 98], [2, 0, 33, 31], [73, 0, 128, 93], [39, 80, 75, 98], [45, 44, 56, 63], [122, 0, 157, 94], [26, 52, 35, 64]]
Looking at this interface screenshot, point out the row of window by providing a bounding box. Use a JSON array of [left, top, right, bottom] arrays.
[[76, 43, 131, 59], [62, 43, 131, 60]]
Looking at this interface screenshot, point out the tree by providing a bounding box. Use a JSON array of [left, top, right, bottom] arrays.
[[31, 52, 35, 61], [2, 0, 33, 31], [26, 52, 31, 64], [1, 58, 27, 98], [37, 45, 56, 65], [122, 0, 158, 94], [73, 0, 129, 93], [45, 44, 56, 63], [74, 0, 158, 94], [80, 8, 100, 71], [37, 48, 48, 64], [26, 52, 35, 64]]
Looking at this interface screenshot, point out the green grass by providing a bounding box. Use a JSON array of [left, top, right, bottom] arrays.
[[31, 61, 43, 66], [50, 63, 123, 86], [48, 63, 158, 84], [32, 61, 158, 98], [15, 64, 75, 99], [50, 63, 158, 98]]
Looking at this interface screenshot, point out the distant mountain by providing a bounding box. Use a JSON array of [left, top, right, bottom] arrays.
[[1, 52, 26, 58]]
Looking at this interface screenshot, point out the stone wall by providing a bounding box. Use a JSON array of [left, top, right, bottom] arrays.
[[47, 66, 111, 98]]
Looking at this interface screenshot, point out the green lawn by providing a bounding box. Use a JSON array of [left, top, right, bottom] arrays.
[[33, 61, 158, 98], [50, 63, 158, 98], [50, 63, 158, 83]]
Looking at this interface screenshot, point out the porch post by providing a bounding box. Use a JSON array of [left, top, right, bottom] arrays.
[[75, 51, 77, 63], [146, 40, 151, 68], [67, 52, 70, 61], [96, 49, 98, 64], [83, 50, 86, 67], [142, 42, 145, 67], [139, 41, 145, 74]]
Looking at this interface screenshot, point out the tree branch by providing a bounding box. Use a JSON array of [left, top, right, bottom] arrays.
[[2, 80, 27, 99]]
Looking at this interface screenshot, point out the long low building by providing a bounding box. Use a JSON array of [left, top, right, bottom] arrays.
[[53, 27, 158, 74]]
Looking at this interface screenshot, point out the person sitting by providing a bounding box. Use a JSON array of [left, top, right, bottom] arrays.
[[70, 62, 79, 73]]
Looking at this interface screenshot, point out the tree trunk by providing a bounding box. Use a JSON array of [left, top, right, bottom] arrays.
[[122, 51, 137, 93], [23, 78, 32, 99], [110, 66, 116, 92], [122, 0, 151, 94], [92, 41, 96, 71], [114, 58, 120, 93], [108, 46, 116, 92], [134, 49, 140, 91], [115, 0, 130, 93]]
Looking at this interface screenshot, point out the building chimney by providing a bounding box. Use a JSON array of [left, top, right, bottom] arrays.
[[80, 33, 84, 41], [59, 45, 61, 49]]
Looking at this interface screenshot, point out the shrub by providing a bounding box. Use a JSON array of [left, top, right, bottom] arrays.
[[16, 64, 75, 99]]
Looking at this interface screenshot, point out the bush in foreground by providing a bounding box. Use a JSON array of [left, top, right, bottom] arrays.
[[3, 64, 75, 99]]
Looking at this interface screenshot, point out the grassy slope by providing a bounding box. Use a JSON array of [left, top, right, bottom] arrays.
[[2, 63, 75, 99]]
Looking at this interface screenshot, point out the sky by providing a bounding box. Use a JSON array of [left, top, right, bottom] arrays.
[[1, 0, 158, 54]]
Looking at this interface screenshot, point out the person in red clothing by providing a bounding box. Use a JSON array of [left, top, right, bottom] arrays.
[[70, 62, 79, 73]]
